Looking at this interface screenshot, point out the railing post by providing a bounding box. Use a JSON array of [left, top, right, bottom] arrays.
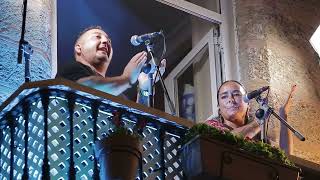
[[0, 127, 2, 176], [91, 100, 100, 180], [135, 117, 148, 180], [159, 127, 166, 180], [22, 100, 30, 180], [7, 113, 15, 180], [67, 93, 76, 180], [40, 90, 50, 180]]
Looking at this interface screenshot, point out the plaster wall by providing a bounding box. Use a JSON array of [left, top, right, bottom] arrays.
[[235, 0, 320, 164]]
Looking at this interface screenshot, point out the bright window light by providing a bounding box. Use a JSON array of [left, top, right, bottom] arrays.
[[310, 25, 320, 57]]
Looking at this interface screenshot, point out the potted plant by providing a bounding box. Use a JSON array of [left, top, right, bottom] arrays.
[[95, 111, 145, 180], [181, 123, 300, 180]]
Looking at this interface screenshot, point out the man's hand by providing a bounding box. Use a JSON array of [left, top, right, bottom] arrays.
[[122, 51, 147, 85], [138, 59, 166, 90]]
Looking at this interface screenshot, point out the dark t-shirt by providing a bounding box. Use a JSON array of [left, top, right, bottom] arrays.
[[55, 60, 131, 99], [55, 61, 100, 81]]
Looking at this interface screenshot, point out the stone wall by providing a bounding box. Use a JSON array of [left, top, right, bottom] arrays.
[[0, 0, 55, 103], [235, 0, 320, 164]]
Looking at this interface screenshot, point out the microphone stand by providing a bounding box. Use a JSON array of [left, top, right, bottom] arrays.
[[255, 96, 272, 143], [18, 1, 33, 179], [139, 38, 176, 180], [17, 0, 33, 83], [143, 41, 176, 115], [144, 40, 155, 108], [155, 65, 176, 115], [255, 95, 305, 143]]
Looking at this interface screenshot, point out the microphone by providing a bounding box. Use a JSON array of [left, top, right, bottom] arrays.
[[141, 63, 152, 74], [130, 31, 162, 46], [243, 86, 269, 103]]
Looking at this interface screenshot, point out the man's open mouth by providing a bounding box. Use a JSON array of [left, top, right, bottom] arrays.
[[98, 46, 110, 55]]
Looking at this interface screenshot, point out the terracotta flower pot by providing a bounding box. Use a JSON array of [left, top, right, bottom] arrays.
[[95, 134, 142, 180]]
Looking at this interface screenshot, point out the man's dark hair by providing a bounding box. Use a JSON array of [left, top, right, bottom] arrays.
[[75, 25, 103, 45]]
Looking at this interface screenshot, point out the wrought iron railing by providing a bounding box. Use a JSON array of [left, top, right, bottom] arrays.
[[0, 79, 193, 180]]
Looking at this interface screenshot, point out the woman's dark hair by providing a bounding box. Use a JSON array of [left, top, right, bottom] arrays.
[[216, 80, 250, 125]]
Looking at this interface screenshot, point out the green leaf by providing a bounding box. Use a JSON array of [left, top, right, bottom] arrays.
[[183, 123, 295, 167]]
